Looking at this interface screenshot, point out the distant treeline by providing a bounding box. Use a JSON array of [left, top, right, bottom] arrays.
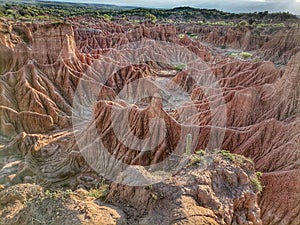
[[0, 2, 299, 26]]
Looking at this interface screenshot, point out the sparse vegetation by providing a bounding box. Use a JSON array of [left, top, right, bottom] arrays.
[[189, 154, 204, 166], [44, 189, 73, 199], [146, 13, 157, 23], [251, 172, 263, 193], [188, 149, 206, 166], [143, 184, 165, 202], [238, 20, 250, 27], [239, 52, 253, 59], [256, 171, 263, 179], [175, 63, 187, 71], [150, 192, 158, 200], [144, 185, 153, 190], [186, 32, 198, 40], [178, 34, 185, 39], [102, 13, 112, 21], [219, 150, 235, 161], [218, 150, 253, 166], [26, 188, 72, 204], [150, 191, 164, 201], [195, 149, 206, 156], [87, 184, 109, 200]]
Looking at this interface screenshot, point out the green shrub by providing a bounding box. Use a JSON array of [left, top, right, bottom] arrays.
[[188, 150, 206, 166], [144, 185, 153, 190], [88, 184, 109, 200], [218, 150, 253, 166], [151, 192, 158, 200], [219, 150, 235, 161], [256, 171, 263, 179], [214, 21, 227, 26], [6, 9, 14, 15], [165, 19, 174, 23], [195, 149, 206, 157], [103, 14, 112, 21], [189, 154, 203, 166], [251, 174, 263, 193], [239, 52, 253, 59], [186, 32, 198, 39], [178, 34, 185, 39], [146, 13, 157, 23], [238, 20, 250, 27], [174, 64, 187, 71]]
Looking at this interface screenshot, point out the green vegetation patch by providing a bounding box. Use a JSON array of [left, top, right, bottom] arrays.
[[238, 20, 250, 27], [174, 63, 187, 71], [218, 150, 236, 161], [251, 172, 264, 193], [186, 32, 198, 39], [239, 52, 253, 59], [0, 2, 298, 26], [43, 189, 73, 200], [178, 33, 185, 39], [188, 149, 206, 166], [87, 184, 109, 200], [218, 150, 253, 165]]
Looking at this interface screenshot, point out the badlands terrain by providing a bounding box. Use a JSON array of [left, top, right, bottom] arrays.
[[0, 3, 299, 225]]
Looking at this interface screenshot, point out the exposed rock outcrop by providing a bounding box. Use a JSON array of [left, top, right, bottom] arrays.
[[107, 153, 262, 225]]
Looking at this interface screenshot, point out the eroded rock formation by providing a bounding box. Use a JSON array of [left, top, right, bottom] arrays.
[[0, 18, 299, 224]]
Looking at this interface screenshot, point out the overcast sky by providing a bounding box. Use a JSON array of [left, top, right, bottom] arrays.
[[52, 0, 300, 14]]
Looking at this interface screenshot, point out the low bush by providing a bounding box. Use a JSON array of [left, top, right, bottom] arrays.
[[88, 184, 109, 200], [174, 63, 187, 71], [239, 52, 253, 59], [238, 20, 250, 27], [188, 149, 206, 166], [218, 150, 235, 161], [251, 173, 263, 193]]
